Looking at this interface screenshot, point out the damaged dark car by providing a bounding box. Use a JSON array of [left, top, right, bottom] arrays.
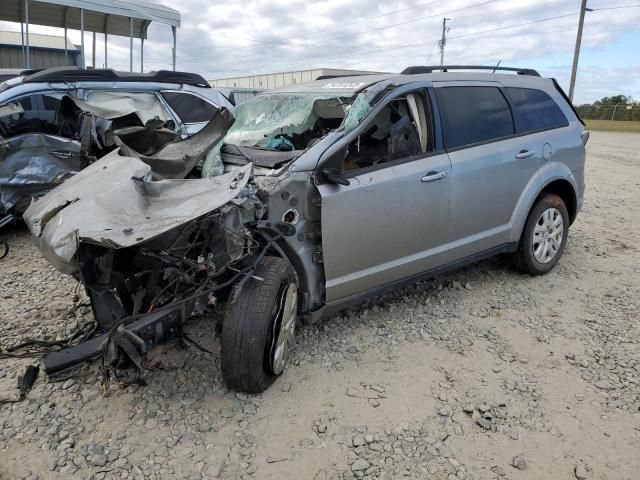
[[0, 67, 233, 220], [25, 66, 587, 393]]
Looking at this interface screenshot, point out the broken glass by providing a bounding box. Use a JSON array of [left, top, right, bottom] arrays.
[[343, 93, 372, 133]]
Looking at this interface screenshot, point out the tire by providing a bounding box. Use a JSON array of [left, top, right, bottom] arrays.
[[515, 193, 569, 275], [221, 256, 298, 393]]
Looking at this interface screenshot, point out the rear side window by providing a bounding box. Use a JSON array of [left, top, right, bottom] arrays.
[[506, 87, 568, 133], [436, 86, 514, 149], [161, 92, 218, 123]]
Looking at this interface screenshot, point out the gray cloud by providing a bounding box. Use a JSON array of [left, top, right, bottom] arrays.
[[1, 0, 638, 102]]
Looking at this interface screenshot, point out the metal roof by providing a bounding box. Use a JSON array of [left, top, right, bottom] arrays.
[[0, 31, 79, 51], [1, 0, 180, 39]]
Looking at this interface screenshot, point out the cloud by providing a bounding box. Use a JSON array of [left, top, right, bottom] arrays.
[[1, 0, 639, 102]]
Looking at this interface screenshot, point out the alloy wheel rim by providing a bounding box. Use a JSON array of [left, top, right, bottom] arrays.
[[270, 282, 297, 375], [532, 207, 564, 264]]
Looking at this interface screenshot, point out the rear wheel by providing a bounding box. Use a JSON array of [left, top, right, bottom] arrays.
[[221, 256, 298, 393], [516, 193, 569, 275]]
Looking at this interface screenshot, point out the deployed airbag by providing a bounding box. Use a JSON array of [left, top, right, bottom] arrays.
[[116, 108, 234, 179]]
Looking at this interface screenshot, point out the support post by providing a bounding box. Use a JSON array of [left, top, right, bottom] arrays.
[[24, 0, 30, 69], [611, 104, 620, 122], [104, 15, 109, 68], [439, 18, 449, 67], [140, 38, 144, 73], [92, 31, 96, 68], [172, 26, 177, 71], [80, 8, 85, 68], [129, 17, 133, 72], [569, 0, 588, 102], [20, 21, 25, 68], [63, 7, 68, 64]]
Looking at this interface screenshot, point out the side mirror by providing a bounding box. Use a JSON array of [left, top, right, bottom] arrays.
[[322, 167, 350, 186]]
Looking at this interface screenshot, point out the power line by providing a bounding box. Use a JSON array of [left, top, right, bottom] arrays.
[[203, 12, 581, 76], [178, 0, 501, 61], [179, 0, 450, 51], [590, 3, 640, 11]]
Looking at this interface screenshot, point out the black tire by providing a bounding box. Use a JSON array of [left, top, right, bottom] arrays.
[[515, 193, 569, 275], [221, 256, 297, 393]]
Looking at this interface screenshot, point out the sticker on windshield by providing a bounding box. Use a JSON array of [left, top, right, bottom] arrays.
[[321, 82, 366, 89]]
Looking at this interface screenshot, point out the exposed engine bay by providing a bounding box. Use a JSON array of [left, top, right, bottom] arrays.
[[23, 85, 377, 388]]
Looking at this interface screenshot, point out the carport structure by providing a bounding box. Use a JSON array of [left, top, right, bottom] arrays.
[[1, 0, 180, 72]]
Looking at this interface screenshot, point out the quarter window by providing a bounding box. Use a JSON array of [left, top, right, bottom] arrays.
[[506, 87, 568, 132], [436, 86, 514, 149], [161, 92, 219, 123]]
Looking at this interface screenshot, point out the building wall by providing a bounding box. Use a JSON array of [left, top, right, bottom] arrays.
[[210, 68, 386, 89], [0, 46, 79, 69]]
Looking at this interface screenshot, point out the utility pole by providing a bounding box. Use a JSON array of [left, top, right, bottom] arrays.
[[439, 18, 450, 66], [569, 0, 591, 102]]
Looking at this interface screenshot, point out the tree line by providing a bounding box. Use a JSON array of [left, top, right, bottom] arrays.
[[576, 95, 640, 121]]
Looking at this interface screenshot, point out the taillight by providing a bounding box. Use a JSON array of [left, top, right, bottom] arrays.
[[581, 130, 590, 145]]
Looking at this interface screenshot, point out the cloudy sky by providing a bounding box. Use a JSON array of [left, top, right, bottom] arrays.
[[2, 0, 639, 104]]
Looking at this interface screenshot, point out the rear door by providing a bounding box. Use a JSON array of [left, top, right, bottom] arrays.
[[318, 86, 453, 301], [433, 83, 543, 259]]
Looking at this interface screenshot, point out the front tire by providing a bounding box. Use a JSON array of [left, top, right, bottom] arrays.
[[221, 256, 298, 393], [516, 193, 569, 275]]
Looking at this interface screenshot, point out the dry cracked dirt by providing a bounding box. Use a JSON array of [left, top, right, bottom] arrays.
[[1, 131, 639, 480]]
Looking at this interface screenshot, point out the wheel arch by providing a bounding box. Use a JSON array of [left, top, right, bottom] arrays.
[[263, 236, 320, 315], [510, 165, 579, 243]]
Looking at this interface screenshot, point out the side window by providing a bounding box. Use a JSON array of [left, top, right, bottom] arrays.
[[506, 87, 568, 133], [343, 90, 433, 172], [436, 86, 514, 149], [161, 92, 219, 124], [0, 94, 53, 137]]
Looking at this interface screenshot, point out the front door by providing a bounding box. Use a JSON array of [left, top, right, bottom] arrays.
[[318, 88, 452, 302]]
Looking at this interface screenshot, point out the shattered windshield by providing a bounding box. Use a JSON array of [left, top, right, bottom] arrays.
[[202, 92, 370, 177], [225, 93, 349, 148]]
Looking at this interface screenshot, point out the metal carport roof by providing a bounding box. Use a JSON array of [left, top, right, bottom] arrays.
[[1, 0, 181, 71]]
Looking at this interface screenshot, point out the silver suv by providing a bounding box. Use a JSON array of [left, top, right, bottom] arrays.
[[26, 65, 587, 393]]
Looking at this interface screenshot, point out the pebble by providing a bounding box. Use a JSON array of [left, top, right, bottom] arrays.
[[574, 464, 589, 479], [351, 459, 370, 472], [512, 456, 527, 470]]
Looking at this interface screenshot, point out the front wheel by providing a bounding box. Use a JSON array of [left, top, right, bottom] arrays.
[[221, 256, 298, 393], [515, 193, 569, 275]]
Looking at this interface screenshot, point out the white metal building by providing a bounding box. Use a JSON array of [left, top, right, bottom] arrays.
[[0, 0, 180, 72], [0, 31, 80, 69], [209, 68, 387, 89]]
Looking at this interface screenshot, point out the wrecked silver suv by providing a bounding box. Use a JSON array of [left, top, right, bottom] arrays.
[[25, 65, 587, 393]]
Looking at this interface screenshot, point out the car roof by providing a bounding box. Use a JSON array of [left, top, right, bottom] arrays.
[[270, 67, 551, 96], [0, 69, 234, 110]]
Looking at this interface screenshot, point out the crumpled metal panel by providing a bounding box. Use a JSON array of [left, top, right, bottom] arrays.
[[116, 108, 234, 179], [24, 149, 252, 274], [0, 133, 82, 214]]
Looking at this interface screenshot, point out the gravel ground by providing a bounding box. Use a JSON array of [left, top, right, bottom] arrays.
[[1, 131, 639, 480]]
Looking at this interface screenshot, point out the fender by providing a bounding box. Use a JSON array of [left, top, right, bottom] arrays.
[[508, 161, 579, 243]]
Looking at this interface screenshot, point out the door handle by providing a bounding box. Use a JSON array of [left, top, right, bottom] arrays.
[[515, 149, 535, 159], [421, 170, 448, 182]]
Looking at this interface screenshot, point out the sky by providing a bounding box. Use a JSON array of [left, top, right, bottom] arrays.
[[1, 0, 639, 104]]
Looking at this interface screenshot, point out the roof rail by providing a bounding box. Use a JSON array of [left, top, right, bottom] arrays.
[[21, 67, 211, 88], [401, 65, 540, 77]]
